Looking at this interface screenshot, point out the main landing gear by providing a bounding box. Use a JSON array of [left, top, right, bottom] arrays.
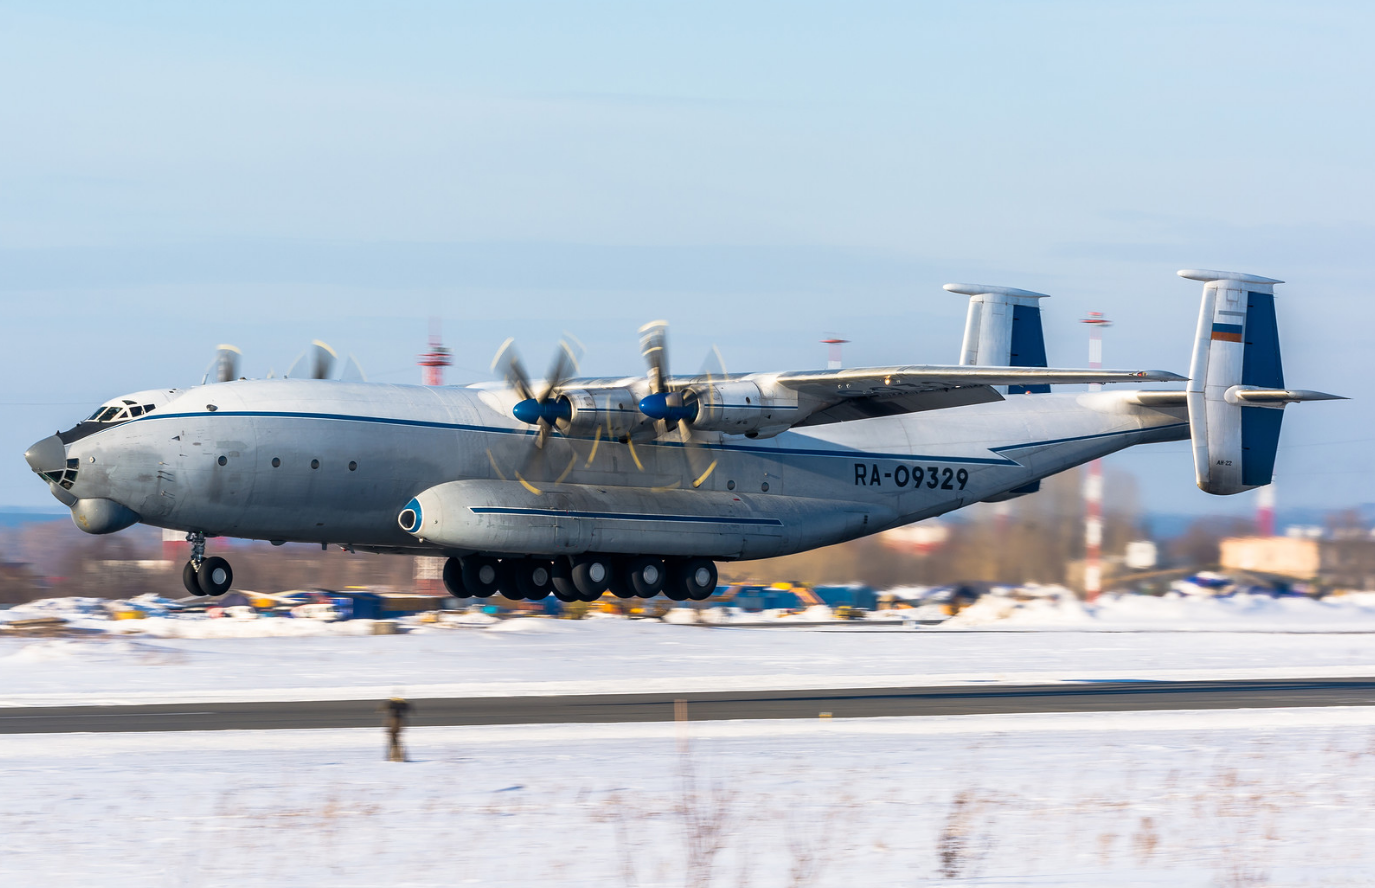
[[181, 531, 234, 598], [441, 553, 718, 604]]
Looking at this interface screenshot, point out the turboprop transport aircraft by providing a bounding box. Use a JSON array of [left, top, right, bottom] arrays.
[[23, 269, 1340, 602]]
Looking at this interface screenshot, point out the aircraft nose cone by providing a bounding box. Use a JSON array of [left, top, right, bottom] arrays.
[[24, 434, 66, 474]]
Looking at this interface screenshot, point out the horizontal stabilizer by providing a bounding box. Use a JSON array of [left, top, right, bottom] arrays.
[[1231, 388, 1345, 404], [1128, 388, 1344, 409]]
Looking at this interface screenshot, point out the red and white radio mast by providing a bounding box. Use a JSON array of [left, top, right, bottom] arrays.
[[1080, 311, 1111, 600], [418, 318, 453, 386]]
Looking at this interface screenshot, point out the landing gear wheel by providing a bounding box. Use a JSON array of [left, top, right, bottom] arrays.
[[551, 557, 580, 602], [497, 560, 527, 600], [182, 561, 203, 596], [571, 554, 613, 600], [197, 556, 233, 597], [460, 555, 501, 598], [608, 570, 636, 600], [504, 558, 554, 600], [669, 558, 717, 602], [441, 557, 465, 597], [625, 556, 667, 598]]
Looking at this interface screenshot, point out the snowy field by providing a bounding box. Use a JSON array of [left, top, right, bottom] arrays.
[[10, 594, 1375, 707], [5, 707, 1375, 886], [8, 597, 1375, 886]]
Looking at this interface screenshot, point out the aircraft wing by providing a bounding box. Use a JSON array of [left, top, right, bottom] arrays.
[[775, 365, 1184, 396], [769, 365, 1181, 426]]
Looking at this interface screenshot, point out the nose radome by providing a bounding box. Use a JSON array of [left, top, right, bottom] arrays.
[[24, 435, 66, 474]]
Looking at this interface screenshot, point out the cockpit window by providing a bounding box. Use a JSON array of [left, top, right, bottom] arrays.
[[129, 405, 144, 417], [142, 404, 155, 415], [95, 407, 120, 422]]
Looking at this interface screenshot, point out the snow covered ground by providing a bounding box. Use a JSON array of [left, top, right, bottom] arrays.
[[7, 602, 1375, 707], [5, 707, 1375, 886]]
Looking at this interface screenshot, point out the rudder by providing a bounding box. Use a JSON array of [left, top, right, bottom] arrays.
[[944, 283, 1050, 393], [1183, 269, 1285, 495]]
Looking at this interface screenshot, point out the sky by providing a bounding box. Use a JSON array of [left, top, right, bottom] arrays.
[[0, 1, 1370, 516]]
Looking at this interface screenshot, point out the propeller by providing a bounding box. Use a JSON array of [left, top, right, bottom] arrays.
[[636, 321, 719, 489], [282, 341, 365, 380], [202, 345, 243, 384], [309, 340, 337, 379], [285, 340, 337, 379], [491, 336, 584, 492]]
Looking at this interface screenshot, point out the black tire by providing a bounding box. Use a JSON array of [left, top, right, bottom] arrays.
[[182, 561, 203, 596], [571, 554, 612, 600], [497, 560, 526, 600], [551, 557, 579, 601], [441, 557, 465, 597], [625, 555, 667, 598], [608, 570, 636, 599], [684, 558, 718, 601], [514, 559, 556, 601], [460, 555, 501, 598], [668, 557, 717, 602], [197, 556, 233, 597]]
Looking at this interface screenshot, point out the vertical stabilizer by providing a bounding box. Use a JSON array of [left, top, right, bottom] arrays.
[[944, 283, 1050, 393], [1181, 269, 1285, 495]]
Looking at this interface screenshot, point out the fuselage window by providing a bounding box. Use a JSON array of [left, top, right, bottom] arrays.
[[271, 457, 281, 468], [348, 461, 357, 471], [311, 459, 320, 469]]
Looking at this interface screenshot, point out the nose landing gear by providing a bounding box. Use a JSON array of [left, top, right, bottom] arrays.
[[180, 531, 234, 597]]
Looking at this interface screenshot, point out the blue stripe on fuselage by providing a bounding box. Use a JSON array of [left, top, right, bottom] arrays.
[[470, 507, 784, 526], [110, 410, 1186, 468]]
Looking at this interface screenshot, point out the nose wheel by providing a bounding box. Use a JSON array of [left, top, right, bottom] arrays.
[[181, 531, 233, 597]]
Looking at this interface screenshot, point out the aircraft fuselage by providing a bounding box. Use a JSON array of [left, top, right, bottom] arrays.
[[41, 379, 1187, 560]]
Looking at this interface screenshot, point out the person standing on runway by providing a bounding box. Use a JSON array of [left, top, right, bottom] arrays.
[[379, 694, 412, 762]]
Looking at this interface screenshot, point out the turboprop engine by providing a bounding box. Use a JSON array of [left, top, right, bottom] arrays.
[[555, 388, 643, 438], [1181, 269, 1340, 495], [639, 379, 795, 437]]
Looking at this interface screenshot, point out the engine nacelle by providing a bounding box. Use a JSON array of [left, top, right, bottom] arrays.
[[689, 381, 793, 436], [557, 388, 644, 438]]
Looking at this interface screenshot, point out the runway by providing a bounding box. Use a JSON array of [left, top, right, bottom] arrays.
[[5, 678, 1375, 733]]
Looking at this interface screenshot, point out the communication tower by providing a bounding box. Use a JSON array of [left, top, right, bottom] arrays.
[[418, 318, 453, 386], [1079, 311, 1112, 600], [416, 317, 454, 595]]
